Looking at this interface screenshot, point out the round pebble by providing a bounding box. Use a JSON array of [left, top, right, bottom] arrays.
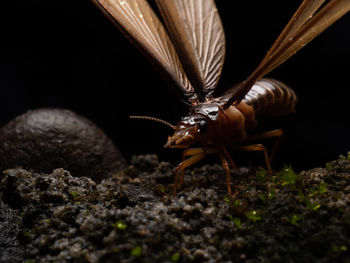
[[0, 108, 126, 181]]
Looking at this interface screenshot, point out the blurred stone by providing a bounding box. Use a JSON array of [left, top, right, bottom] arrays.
[[0, 108, 126, 181]]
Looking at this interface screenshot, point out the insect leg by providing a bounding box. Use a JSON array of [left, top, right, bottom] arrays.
[[181, 148, 205, 186], [181, 148, 203, 186], [232, 144, 272, 175], [218, 151, 232, 196], [181, 148, 217, 186], [174, 152, 207, 196], [245, 129, 283, 162], [221, 146, 237, 169]]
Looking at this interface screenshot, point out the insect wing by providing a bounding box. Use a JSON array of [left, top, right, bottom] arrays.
[[261, 0, 325, 65], [92, 0, 195, 103], [262, 0, 350, 77], [224, 0, 350, 107], [155, 0, 226, 100]]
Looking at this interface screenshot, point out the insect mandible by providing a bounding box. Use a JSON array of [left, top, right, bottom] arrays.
[[91, 0, 350, 195]]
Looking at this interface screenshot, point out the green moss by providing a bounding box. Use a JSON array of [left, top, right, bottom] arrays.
[[69, 191, 79, 198], [256, 167, 268, 182], [268, 188, 276, 199], [309, 182, 328, 197], [297, 189, 305, 201], [187, 255, 196, 261], [112, 220, 127, 230], [259, 188, 276, 203], [306, 200, 321, 211], [131, 246, 142, 257], [44, 219, 51, 223], [23, 232, 31, 237], [325, 162, 333, 171], [317, 182, 328, 194], [233, 199, 243, 206], [159, 185, 165, 193], [288, 214, 302, 226], [331, 244, 347, 253], [23, 230, 34, 238], [229, 215, 242, 229], [246, 210, 261, 222], [171, 252, 181, 262], [258, 193, 267, 203], [277, 165, 301, 186], [297, 186, 322, 211]]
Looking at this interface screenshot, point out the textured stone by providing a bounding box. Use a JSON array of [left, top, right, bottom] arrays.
[[0, 108, 126, 181]]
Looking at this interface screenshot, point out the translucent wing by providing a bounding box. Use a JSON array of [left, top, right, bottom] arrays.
[[155, 0, 226, 100], [92, 0, 196, 103], [261, 0, 325, 65], [224, 0, 350, 108]]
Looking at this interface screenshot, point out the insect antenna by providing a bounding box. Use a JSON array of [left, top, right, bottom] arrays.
[[130, 115, 176, 130]]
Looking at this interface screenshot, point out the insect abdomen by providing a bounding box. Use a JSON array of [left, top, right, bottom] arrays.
[[243, 78, 297, 116]]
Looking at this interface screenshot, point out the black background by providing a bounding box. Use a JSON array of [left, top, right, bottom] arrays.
[[0, 0, 349, 171]]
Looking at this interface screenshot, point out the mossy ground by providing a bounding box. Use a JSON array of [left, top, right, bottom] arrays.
[[1, 153, 350, 262]]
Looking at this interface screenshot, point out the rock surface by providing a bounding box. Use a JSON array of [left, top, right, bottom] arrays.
[[0, 153, 350, 262], [0, 108, 126, 181]]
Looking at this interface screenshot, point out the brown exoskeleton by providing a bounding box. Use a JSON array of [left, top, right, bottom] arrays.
[[92, 0, 350, 195]]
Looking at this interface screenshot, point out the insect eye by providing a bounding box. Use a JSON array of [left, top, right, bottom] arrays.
[[198, 119, 208, 133]]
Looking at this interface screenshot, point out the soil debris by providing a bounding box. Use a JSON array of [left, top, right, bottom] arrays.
[[1, 153, 350, 262]]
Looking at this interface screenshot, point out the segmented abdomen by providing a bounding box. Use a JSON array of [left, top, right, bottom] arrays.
[[243, 78, 297, 116]]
